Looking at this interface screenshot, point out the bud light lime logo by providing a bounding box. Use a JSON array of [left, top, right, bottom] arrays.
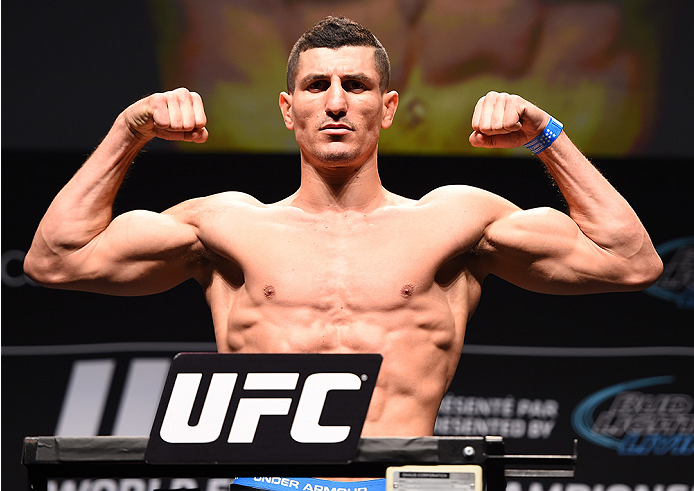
[[572, 376, 694, 456]]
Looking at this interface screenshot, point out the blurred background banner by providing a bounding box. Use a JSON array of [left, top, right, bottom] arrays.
[[146, 0, 672, 156], [2, 1, 693, 490], [3, 0, 693, 157]]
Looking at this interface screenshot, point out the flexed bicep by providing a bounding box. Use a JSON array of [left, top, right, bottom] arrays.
[[479, 206, 651, 294], [469, 91, 661, 292], [24, 88, 213, 296], [27, 206, 207, 296]]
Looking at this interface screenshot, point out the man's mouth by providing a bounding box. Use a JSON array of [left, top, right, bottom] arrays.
[[320, 122, 354, 133]]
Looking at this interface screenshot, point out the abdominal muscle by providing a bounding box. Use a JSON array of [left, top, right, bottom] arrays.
[[208, 278, 470, 438]]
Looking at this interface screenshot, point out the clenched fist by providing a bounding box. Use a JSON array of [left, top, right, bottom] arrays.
[[469, 91, 550, 149], [122, 88, 208, 144]]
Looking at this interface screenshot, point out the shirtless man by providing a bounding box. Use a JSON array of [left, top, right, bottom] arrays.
[[24, 17, 661, 444]]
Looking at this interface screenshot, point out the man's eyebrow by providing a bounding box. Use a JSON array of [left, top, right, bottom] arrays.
[[299, 72, 376, 87], [346, 73, 375, 85]]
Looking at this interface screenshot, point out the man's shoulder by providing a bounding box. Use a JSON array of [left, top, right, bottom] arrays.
[[417, 184, 505, 206], [200, 191, 265, 206], [177, 191, 266, 212], [163, 191, 267, 226], [412, 185, 519, 233]]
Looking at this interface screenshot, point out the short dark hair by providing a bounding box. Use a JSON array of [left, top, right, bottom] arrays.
[[286, 16, 391, 94]]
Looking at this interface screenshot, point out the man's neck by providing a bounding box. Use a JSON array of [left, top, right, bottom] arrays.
[[293, 155, 388, 213]]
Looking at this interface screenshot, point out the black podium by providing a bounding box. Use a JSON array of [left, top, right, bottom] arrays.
[[23, 435, 576, 490], [22, 354, 577, 490]]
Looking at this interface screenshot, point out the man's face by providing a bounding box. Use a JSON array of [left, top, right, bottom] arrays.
[[279, 46, 398, 169]]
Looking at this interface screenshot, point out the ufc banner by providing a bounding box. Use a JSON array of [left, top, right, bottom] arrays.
[[146, 353, 381, 464]]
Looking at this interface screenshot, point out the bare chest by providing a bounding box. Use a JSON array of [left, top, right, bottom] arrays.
[[240, 217, 444, 309], [197, 201, 484, 316], [197, 203, 481, 358]]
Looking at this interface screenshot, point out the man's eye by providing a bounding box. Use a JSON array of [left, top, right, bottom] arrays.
[[345, 81, 366, 92], [308, 81, 328, 91]]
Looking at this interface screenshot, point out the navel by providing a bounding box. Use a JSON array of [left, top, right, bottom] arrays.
[[400, 284, 415, 298], [263, 284, 276, 299]]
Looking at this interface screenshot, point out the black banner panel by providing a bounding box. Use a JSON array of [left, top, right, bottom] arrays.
[[146, 353, 381, 464], [5, 347, 693, 489], [438, 347, 694, 483]]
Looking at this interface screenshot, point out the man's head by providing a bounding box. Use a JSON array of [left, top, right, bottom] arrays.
[[286, 16, 391, 94], [279, 18, 398, 169]]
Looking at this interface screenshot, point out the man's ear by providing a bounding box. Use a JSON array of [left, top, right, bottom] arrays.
[[279, 92, 294, 130], [381, 90, 399, 129]]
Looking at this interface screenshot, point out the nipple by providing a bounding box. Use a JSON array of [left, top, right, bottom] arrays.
[[400, 284, 415, 298]]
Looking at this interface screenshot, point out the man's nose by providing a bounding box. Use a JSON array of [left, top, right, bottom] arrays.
[[325, 80, 347, 117]]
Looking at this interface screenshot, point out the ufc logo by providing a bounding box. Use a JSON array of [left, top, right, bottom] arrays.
[[159, 372, 362, 444]]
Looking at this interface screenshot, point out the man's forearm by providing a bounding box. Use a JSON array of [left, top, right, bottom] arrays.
[[537, 132, 662, 283], [25, 115, 148, 280]]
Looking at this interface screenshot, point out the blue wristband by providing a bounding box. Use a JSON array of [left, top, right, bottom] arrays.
[[524, 116, 563, 154]]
